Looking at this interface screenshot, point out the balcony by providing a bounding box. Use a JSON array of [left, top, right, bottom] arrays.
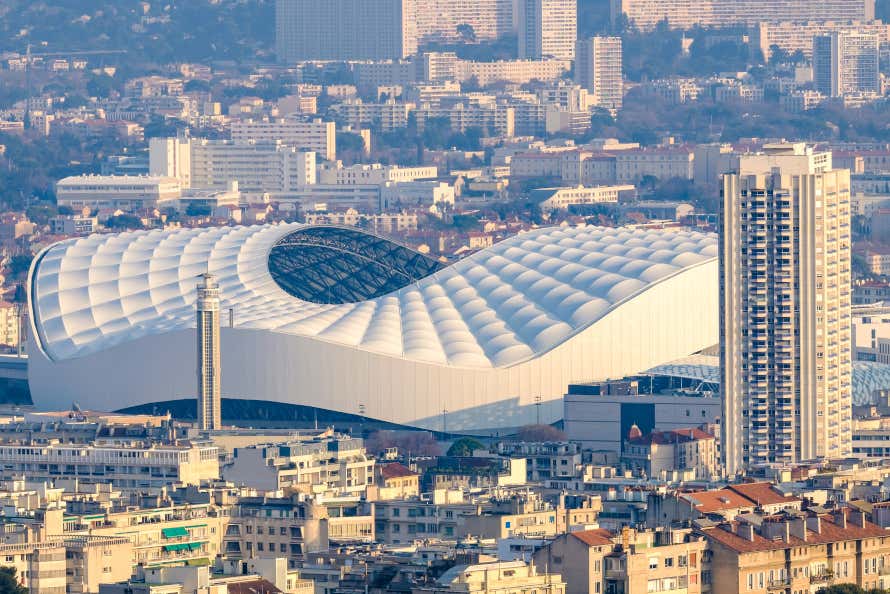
[[810, 570, 833, 585], [767, 578, 791, 591]]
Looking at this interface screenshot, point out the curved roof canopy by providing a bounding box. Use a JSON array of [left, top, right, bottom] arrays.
[[268, 226, 444, 304], [30, 223, 718, 366]]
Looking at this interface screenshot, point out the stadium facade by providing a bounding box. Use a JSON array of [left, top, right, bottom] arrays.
[[28, 223, 719, 432]]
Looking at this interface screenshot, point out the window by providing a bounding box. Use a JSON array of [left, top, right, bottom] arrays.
[[649, 557, 659, 570], [665, 558, 674, 568]]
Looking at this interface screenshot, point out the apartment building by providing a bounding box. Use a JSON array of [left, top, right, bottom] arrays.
[[495, 442, 582, 482], [222, 436, 374, 495], [575, 37, 624, 114], [222, 496, 330, 559], [612, 0, 875, 31], [721, 143, 852, 474], [414, 103, 515, 136], [0, 442, 219, 489], [615, 147, 695, 182], [456, 59, 571, 86], [275, 0, 417, 62], [533, 184, 634, 212], [303, 209, 419, 234], [622, 427, 719, 479], [814, 31, 881, 98], [55, 175, 182, 211], [751, 21, 890, 61], [329, 100, 413, 132], [318, 163, 437, 185], [0, 302, 19, 348], [414, 0, 513, 43], [415, 561, 566, 594], [699, 507, 890, 594], [49, 214, 98, 236], [533, 528, 706, 594], [230, 119, 336, 161], [150, 137, 317, 194], [518, 0, 578, 60]]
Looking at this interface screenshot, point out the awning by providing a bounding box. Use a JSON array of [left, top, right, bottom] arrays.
[[188, 542, 203, 550], [162, 527, 189, 539], [186, 558, 211, 567], [163, 543, 189, 552]]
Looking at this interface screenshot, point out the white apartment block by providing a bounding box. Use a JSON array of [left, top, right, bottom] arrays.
[[0, 302, 19, 348], [150, 138, 317, 194], [318, 162, 437, 185], [304, 209, 419, 233], [414, 103, 515, 136], [55, 175, 182, 211], [329, 100, 413, 132], [353, 61, 417, 90], [612, 0, 875, 31], [380, 180, 455, 210], [751, 21, 890, 61], [575, 37, 624, 114], [534, 184, 635, 212], [415, 0, 513, 42], [0, 442, 219, 489], [275, 0, 417, 62], [230, 119, 336, 161], [615, 148, 695, 182], [813, 31, 881, 98], [720, 143, 852, 475], [518, 0, 577, 60], [646, 78, 703, 105], [852, 305, 890, 363], [456, 59, 570, 86]]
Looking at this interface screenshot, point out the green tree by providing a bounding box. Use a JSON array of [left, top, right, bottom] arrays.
[[6, 254, 33, 278], [185, 203, 211, 217], [815, 585, 866, 594], [0, 566, 27, 594], [104, 214, 144, 230], [447, 437, 485, 456], [456, 23, 477, 43]]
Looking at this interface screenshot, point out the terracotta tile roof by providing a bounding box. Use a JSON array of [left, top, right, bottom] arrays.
[[699, 512, 888, 554], [726, 482, 800, 507], [629, 428, 715, 446], [682, 489, 754, 513], [379, 462, 418, 480], [570, 528, 614, 547]]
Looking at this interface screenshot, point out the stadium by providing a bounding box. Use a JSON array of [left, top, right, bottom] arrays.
[[27, 223, 719, 433]]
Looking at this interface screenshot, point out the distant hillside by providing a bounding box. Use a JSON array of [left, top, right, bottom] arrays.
[[0, 0, 274, 65]]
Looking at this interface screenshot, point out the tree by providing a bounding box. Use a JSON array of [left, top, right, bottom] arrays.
[[456, 23, 477, 43], [104, 215, 144, 230], [816, 585, 866, 594], [516, 424, 566, 442], [6, 254, 33, 278], [0, 566, 27, 594], [365, 430, 442, 457], [26, 204, 58, 226], [447, 437, 485, 456], [185, 203, 212, 217], [86, 75, 117, 99]]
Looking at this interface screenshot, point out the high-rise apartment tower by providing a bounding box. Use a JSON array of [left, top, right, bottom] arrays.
[[813, 31, 881, 98], [518, 0, 578, 60], [575, 37, 623, 114], [196, 273, 222, 431], [720, 143, 852, 476]]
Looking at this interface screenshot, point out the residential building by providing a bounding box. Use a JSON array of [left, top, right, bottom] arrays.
[[575, 37, 624, 114], [495, 442, 582, 482], [222, 435, 374, 495], [303, 209, 419, 234], [49, 214, 98, 236], [414, 0, 513, 43], [275, 0, 417, 61], [328, 100, 413, 132], [55, 175, 182, 211], [456, 59, 570, 86], [751, 20, 890, 61], [415, 561, 566, 594], [611, 0, 875, 31], [530, 184, 634, 213], [533, 527, 706, 594], [615, 147, 695, 182], [414, 103, 515, 136], [622, 427, 719, 479], [371, 462, 420, 500], [813, 31, 881, 97], [0, 302, 19, 348], [230, 119, 336, 161], [851, 304, 890, 363], [517, 0, 577, 60], [699, 507, 890, 594], [0, 442, 219, 489], [720, 143, 853, 474]]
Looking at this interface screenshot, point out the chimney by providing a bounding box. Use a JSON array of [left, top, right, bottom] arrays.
[[850, 510, 867, 528], [806, 515, 822, 534], [834, 510, 847, 529], [789, 517, 807, 541], [762, 519, 790, 542], [736, 522, 755, 541]]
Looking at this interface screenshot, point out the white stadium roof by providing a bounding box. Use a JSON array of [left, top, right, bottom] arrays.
[[32, 223, 717, 366], [28, 223, 720, 431]]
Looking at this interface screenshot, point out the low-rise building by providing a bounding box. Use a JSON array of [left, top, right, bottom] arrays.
[[531, 185, 634, 213], [622, 427, 718, 479], [55, 175, 182, 211], [415, 560, 566, 594]]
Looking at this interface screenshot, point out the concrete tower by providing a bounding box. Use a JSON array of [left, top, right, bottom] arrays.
[[720, 143, 852, 476], [196, 273, 221, 431]]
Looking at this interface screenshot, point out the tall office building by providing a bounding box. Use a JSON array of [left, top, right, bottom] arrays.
[[720, 143, 852, 476], [813, 31, 881, 98], [575, 37, 623, 114], [196, 273, 222, 432], [611, 0, 875, 31], [518, 0, 578, 60], [275, 0, 417, 62]]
